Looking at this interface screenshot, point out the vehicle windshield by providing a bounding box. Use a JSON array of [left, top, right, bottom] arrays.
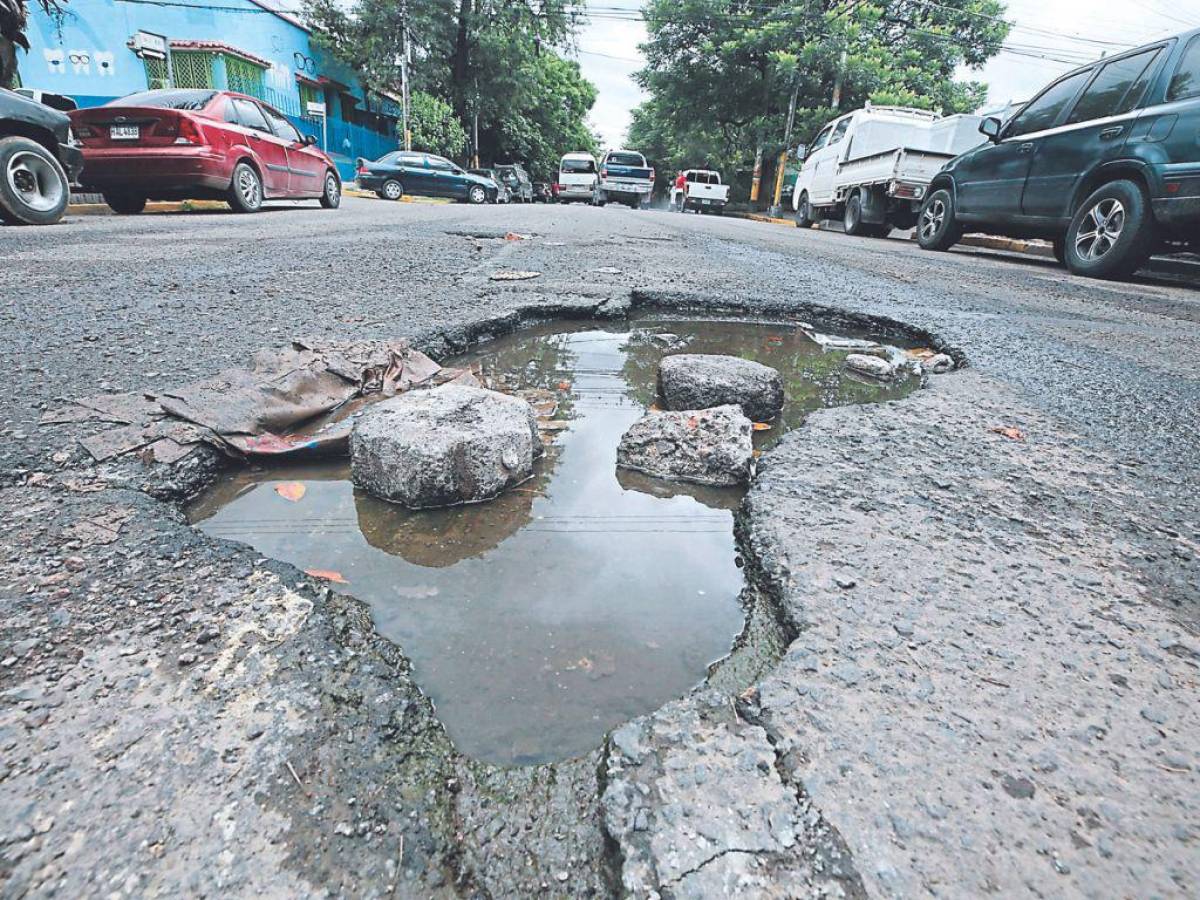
[[561, 157, 596, 174], [109, 90, 217, 111], [606, 152, 645, 167]]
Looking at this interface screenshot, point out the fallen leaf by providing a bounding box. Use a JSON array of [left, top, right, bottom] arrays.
[[752, 422, 772, 432], [991, 426, 1026, 441], [305, 569, 348, 584], [504, 231, 530, 241], [275, 482, 307, 502]]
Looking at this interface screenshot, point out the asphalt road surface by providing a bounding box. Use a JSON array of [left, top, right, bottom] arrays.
[[1, 198, 1197, 898]]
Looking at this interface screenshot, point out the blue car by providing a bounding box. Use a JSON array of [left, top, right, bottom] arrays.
[[357, 151, 498, 204]]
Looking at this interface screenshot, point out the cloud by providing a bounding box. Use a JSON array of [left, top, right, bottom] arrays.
[[573, 16, 647, 148]]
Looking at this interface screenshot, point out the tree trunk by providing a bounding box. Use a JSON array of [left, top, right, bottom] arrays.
[[0, 36, 18, 90], [450, 0, 472, 120]]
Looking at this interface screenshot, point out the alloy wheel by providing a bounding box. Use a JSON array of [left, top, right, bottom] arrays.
[[920, 199, 946, 241], [237, 167, 261, 208], [325, 173, 340, 203], [6, 150, 64, 214], [1075, 198, 1125, 261], [384, 181, 402, 200]]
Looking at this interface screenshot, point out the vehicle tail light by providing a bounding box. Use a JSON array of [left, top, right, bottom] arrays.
[[649, 168, 655, 181], [357, 163, 370, 175], [175, 116, 205, 146], [600, 167, 607, 178]]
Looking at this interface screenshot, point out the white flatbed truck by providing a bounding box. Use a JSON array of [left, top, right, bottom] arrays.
[[791, 104, 985, 236]]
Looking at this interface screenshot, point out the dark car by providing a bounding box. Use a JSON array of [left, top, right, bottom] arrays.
[[469, 167, 510, 203], [495, 163, 534, 202], [70, 89, 341, 214], [918, 28, 1200, 279], [0, 87, 84, 225], [358, 151, 496, 204]]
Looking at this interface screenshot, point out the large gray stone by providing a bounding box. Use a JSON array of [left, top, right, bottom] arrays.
[[350, 384, 540, 508], [616, 404, 753, 487], [659, 354, 784, 421]]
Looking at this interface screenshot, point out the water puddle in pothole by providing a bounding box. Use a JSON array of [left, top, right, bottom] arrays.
[[189, 317, 918, 765]]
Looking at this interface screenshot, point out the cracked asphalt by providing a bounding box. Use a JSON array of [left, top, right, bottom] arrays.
[[1, 198, 1197, 897]]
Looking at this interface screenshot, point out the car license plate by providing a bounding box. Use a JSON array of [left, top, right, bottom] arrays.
[[110, 125, 140, 141]]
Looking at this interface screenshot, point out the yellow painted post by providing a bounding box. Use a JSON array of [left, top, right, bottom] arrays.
[[771, 149, 788, 211]]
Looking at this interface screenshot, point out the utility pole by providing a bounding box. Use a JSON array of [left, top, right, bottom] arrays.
[[472, 79, 479, 168], [400, 0, 412, 151], [768, 73, 800, 217]]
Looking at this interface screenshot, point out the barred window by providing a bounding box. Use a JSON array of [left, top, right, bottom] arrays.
[[225, 55, 265, 99], [143, 56, 170, 90], [171, 52, 215, 90]]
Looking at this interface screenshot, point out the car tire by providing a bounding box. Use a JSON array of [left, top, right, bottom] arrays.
[[844, 193, 879, 237], [381, 179, 404, 201], [795, 193, 815, 229], [0, 136, 70, 226], [102, 191, 147, 215], [467, 185, 487, 205], [916, 188, 963, 252], [319, 170, 341, 209], [1052, 235, 1067, 265], [1064, 180, 1157, 280], [227, 162, 263, 213]]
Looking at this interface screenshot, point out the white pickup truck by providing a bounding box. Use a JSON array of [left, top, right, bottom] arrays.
[[670, 169, 730, 214], [791, 104, 984, 236]]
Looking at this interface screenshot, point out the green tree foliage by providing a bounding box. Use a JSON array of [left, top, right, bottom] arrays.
[[408, 89, 467, 157], [305, 0, 598, 177], [2, 0, 67, 89], [629, 0, 1010, 193]]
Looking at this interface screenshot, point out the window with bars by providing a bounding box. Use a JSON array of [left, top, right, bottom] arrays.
[[298, 81, 322, 112], [225, 55, 265, 99], [172, 52, 215, 89], [143, 56, 170, 90]]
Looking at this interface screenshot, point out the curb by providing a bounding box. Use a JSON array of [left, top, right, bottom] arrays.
[[68, 200, 229, 216], [344, 187, 452, 204]]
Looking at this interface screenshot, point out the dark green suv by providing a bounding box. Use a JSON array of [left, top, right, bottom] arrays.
[[918, 28, 1200, 280]]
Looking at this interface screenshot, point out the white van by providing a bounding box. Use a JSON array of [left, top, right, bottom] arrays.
[[557, 152, 598, 203]]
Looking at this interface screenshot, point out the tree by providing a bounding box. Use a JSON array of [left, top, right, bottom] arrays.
[[1, 0, 66, 90], [630, 0, 1010, 198], [305, 0, 597, 176], [408, 90, 467, 157]]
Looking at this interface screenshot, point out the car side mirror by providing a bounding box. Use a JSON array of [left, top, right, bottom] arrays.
[[979, 117, 1002, 142], [302, 134, 318, 146], [794, 143, 807, 160]]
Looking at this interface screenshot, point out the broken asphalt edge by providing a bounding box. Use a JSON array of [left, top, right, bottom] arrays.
[[14, 290, 967, 895], [65, 192, 449, 217]]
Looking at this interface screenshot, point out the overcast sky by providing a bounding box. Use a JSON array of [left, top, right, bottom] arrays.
[[572, 0, 1199, 149]]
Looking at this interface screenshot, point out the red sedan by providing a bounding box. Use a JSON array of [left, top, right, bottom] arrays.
[[69, 88, 341, 214]]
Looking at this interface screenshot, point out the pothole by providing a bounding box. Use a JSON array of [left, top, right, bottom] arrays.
[[187, 316, 921, 766]]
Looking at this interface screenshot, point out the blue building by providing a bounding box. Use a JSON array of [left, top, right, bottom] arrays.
[[17, 0, 399, 179]]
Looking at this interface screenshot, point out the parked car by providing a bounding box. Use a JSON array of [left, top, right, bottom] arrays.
[[792, 104, 985, 235], [469, 167, 510, 203], [69, 89, 341, 214], [358, 151, 496, 204], [595, 149, 654, 208], [918, 28, 1200, 279], [557, 151, 597, 203], [533, 181, 553, 202], [496, 163, 533, 202], [0, 87, 83, 225], [670, 169, 730, 214]]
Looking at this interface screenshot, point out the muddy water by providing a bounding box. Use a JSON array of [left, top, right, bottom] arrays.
[[190, 318, 917, 765]]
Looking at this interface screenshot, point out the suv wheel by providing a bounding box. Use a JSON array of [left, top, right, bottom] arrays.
[[227, 162, 263, 213], [795, 193, 815, 229], [103, 191, 147, 215], [0, 136, 70, 226], [916, 188, 963, 251], [1065, 180, 1157, 280], [319, 170, 341, 209], [380, 179, 403, 201]]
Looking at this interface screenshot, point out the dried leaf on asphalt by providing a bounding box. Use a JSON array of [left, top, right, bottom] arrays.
[[752, 422, 772, 431], [504, 231, 530, 241], [275, 482, 307, 502], [991, 426, 1026, 441], [490, 270, 541, 281], [305, 568, 348, 584]]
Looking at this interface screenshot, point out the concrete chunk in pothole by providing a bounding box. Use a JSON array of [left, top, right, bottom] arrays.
[[659, 354, 784, 421], [350, 384, 540, 508], [616, 405, 753, 487]]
